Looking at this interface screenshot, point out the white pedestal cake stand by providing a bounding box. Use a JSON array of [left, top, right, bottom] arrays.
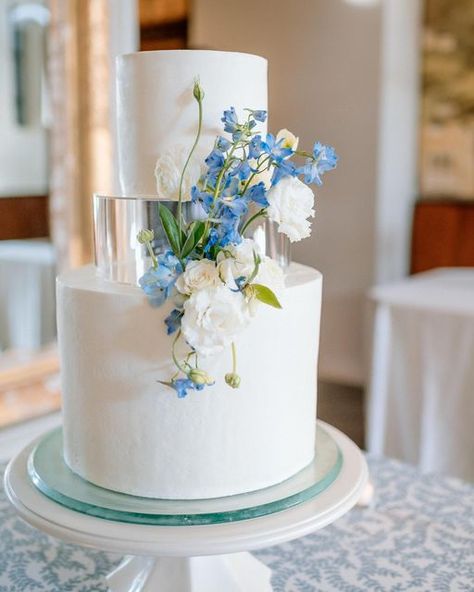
[[4, 423, 367, 592]]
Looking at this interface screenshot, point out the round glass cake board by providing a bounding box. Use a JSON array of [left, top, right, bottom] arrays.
[[27, 426, 342, 526]]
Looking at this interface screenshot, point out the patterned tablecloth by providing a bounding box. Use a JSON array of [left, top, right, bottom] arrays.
[[1, 456, 473, 592]]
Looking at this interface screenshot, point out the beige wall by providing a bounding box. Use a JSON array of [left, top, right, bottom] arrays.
[[190, 0, 383, 384]]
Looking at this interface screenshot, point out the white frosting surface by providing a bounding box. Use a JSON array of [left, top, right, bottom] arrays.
[[58, 263, 322, 499], [116, 50, 268, 196]]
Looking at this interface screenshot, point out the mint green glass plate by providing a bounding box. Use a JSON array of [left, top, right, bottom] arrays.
[[28, 427, 342, 526]]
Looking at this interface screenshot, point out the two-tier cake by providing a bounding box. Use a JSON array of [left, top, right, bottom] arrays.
[[57, 50, 334, 500]]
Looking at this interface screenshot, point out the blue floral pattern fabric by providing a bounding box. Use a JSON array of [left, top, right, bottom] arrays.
[[0, 456, 473, 591]]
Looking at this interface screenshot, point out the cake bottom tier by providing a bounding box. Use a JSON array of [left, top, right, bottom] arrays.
[[57, 263, 322, 499]]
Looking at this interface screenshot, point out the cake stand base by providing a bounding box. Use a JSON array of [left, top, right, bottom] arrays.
[[107, 553, 271, 592], [4, 422, 367, 592]]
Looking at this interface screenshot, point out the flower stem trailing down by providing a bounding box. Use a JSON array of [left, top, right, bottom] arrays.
[[225, 342, 241, 389], [137, 81, 338, 397], [177, 78, 204, 235]]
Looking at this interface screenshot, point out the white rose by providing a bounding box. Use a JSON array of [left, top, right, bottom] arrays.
[[154, 145, 205, 201], [181, 286, 249, 357], [276, 128, 299, 153], [266, 177, 315, 242], [176, 259, 221, 295], [217, 238, 263, 288]]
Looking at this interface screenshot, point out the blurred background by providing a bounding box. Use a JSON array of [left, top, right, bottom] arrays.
[[0, 0, 473, 480]]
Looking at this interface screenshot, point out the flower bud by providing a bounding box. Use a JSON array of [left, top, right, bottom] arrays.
[[137, 229, 154, 244], [193, 79, 205, 102], [276, 128, 299, 152], [189, 368, 214, 386], [225, 372, 241, 389]]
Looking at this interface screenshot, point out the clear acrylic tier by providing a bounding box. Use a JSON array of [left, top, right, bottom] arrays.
[[28, 426, 342, 526], [93, 194, 290, 285]]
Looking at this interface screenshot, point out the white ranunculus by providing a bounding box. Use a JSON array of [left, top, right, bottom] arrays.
[[181, 286, 249, 357], [175, 259, 221, 295], [266, 177, 315, 242], [154, 145, 205, 201], [276, 128, 299, 152], [217, 238, 263, 289]]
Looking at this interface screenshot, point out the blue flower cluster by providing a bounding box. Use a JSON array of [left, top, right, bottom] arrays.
[[138, 251, 182, 307], [189, 109, 338, 254]]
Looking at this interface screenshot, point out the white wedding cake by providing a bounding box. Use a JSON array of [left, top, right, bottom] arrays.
[[57, 50, 330, 500]]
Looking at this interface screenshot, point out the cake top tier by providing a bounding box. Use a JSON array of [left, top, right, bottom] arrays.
[[116, 50, 268, 197]]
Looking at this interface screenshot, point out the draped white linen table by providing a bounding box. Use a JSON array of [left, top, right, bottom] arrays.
[[0, 240, 56, 352], [367, 268, 474, 482]]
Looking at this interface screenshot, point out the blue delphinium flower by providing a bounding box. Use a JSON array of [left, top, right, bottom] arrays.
[[205, 149, 225, 174], [171, 378, 204, 399], [219, 215, 242, 247], [246, 182, 268, 206], [191, 185, 213, 213], [216, 136, 232, 152], [221, 107, 238, 134], [251, 110, 267, 123], [249, 135, 264, 160], [218, 177, 248, 218], [271, 159, 296, 185], [233, 160, 251, 181], [262, 133, 293, 164], [299, 142, 339, 185], [313, 142, 339, 169], [164, 308, 183, 335], [138, 251, 182, 307], [220, 195, 248, 218], [204, 228, 219, 255]]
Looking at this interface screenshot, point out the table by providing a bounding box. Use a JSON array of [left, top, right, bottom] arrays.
[[367, 268, 474, 482], [0, 240, 56, 351], [1, 453, 473, 591]]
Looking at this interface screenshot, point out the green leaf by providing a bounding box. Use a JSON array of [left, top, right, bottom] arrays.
[[252, 283, 282, 309], [158, 203, 183, 256], [246, 250, 261, 285], [180, 221, 206, 259]]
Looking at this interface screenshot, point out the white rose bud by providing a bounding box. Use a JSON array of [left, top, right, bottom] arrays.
[[181, 287, 250, 357], [136, 229, 154, 244], [155, 145, 205, 201], [176, 259, 221, 295], [266, 177, 315, 243], [225, 372, 241, 389], [188, 368, 214, 386], [276, 128, 299, 153]]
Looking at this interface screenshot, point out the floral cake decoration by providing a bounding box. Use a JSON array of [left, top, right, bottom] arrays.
[[137, 80, 338, 397]]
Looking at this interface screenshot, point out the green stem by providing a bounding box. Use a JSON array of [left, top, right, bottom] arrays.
[[146, 241, 158, 269], [231, 342, 237, 374], [240, 209, 267, 236], [178, 97, 203, 235], [295, 149, 313, 159], [241, 155, 271, 197], [203, 144, 239, 239], [171, 331, 189, 376]]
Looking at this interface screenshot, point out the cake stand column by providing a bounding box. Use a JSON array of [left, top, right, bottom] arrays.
[[106, 552, 272, 592]]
